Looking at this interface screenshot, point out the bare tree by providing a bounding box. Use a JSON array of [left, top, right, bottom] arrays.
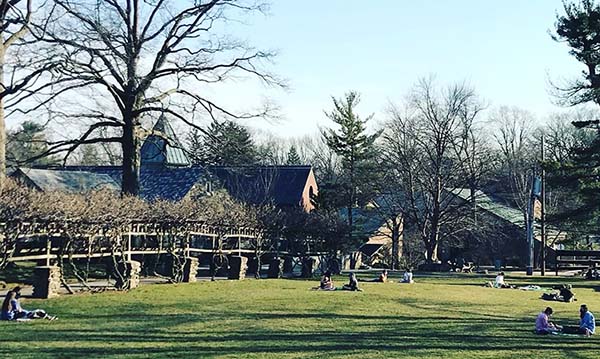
[[542, 108, 598, 164], [382, 78, 486, 262], [489, 106, 537, 211], [0, 0, 59, 185], [33, 0, 282, 195], [0, 0, 31, 185]]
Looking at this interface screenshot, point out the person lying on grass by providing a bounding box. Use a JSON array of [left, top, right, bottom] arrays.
[[341, 273, 363, 292], [361, 270, 389, 283], [535, 307, 561, 334], [1, 286, 57, 321], [312, 272, 335, 291]]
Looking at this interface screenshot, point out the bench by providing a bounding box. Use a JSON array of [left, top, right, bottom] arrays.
[[554, 250, 600, 276]]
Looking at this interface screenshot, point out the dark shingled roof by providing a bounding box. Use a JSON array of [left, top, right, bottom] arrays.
[[207, 165, 313, 206], [57, 165, 206, 202], [54, 165, 313, 205], [11, 168, 119, 193], [31, 118, 315, 205]]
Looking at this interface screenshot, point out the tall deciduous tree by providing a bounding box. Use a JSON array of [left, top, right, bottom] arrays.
[[322, 91, 381, 246], [490, 106, 537, 212], [0, 0, 31, 186], [35, 0, 281, 195], [382, 78, 486, 262]]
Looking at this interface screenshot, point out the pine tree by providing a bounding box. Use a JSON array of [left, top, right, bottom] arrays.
[[322, 91, 381, 246], [6, 121, 58, 167], [286, 145, 302, 165], [187, 120, 258, 166], [552, 0, 600, 107], [549, 0, 600, 228]]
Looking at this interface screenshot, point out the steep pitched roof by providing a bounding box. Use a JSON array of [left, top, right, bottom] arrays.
[[207, 165, 313, 206], [141, 114, 190, 167], [11, 168, 119, 193]]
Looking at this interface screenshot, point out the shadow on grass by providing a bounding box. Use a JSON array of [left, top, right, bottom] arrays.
[[0, 308, 596, 358]]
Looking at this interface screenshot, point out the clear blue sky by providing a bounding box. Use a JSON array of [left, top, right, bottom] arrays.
[[215, 0, 585, 137]]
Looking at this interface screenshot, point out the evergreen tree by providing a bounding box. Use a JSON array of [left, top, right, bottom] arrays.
[[187, 120, 258, 166], [286, 145, 302, 165], [322, 91, 381, 245], [552, 0, 600, 107], [550, 1, 600, 230], [6, 121, 58, 167]]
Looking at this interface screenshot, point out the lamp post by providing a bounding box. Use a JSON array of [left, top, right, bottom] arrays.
[[540, 135, 546, 276]]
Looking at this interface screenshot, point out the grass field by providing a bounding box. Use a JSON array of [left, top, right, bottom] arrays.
[[1, 273, 599, 358]]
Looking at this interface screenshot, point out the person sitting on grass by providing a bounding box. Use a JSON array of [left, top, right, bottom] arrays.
[[342, 272, 362, 291], [541, 285, 576, 303], [559, 285, 576, 303], [312, 272, 335, 291], [401, 269, 414, 284], [1, 286, 56, 321], [492, 272, 515, 288], [562, 304, 596, 336], [363, 269, 388, 283], [535, 307, 561, 334], [579, 304, 595, 336], [494, 272, 505, 287]]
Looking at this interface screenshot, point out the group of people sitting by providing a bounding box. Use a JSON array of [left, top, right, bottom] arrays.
[[313, 269, 415, 291], [535, 305, 595, 336], [1, 286, 56, 321], [313, 272, 362, 291]]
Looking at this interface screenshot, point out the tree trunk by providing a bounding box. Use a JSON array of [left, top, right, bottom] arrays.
[[347, 205, 353, 245], [391, 217, 402, 270], [425, 239, 438, 263], [121, 121, 141, 196], [0, 46, 5, 190]]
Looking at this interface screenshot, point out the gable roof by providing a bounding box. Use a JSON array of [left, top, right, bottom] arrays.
[[207, 165, 314, 206], [11, 167, 119, 193], [141, 114, 190, 167], [340, 207, 389, 239], [454, 189, 526, 228]]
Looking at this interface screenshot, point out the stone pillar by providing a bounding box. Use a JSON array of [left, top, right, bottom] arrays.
[[301, 257, 319, 278], [115, 260, 141, 290], [283, 256, 294, 274], [182, 257, 199, 283], [267, 258, 284, 278], [246, 257, 259, 276], [228, 256, 248, 280], [32, 266, 61, 299]]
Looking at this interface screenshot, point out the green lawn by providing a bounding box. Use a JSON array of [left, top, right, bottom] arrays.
[[1, 273, 599, 358]]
